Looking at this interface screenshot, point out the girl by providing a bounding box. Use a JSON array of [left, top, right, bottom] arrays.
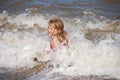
[[48, 18, 68, 49]]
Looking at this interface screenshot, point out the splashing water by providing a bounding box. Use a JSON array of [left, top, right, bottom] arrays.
[[0, 10, 120, 80]]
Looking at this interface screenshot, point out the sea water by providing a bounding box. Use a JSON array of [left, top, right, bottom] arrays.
[[0, 0, 120, 80]]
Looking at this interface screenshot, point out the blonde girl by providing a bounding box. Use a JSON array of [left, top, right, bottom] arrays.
[[48, 18, 68, 49]]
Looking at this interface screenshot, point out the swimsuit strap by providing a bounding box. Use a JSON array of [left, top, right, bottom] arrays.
[[50, 42, 53, 49]]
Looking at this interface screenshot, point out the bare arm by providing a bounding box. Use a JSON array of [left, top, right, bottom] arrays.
[[64, 31, 69, 46]]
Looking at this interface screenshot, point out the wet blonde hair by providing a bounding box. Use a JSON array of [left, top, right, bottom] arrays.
[[48, 18, 64, 32], [48, 18, 67, 42]]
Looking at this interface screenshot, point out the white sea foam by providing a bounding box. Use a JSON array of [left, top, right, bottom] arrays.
[[0, 11, 120, 79]]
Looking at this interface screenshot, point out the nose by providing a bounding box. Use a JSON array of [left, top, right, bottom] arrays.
[[48, 28, 50, 34]]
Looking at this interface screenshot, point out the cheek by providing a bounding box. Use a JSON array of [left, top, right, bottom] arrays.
[[48, 29, 52, 35]]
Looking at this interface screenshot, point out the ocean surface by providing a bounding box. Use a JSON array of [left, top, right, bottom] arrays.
[[0, 0, 120, 80]]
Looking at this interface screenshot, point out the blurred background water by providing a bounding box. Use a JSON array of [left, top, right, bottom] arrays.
[[0, 0, 120, 19]]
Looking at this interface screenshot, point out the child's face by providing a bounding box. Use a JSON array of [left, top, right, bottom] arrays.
[[48, 24, 56, 35], [48, 24, 59, 36]]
